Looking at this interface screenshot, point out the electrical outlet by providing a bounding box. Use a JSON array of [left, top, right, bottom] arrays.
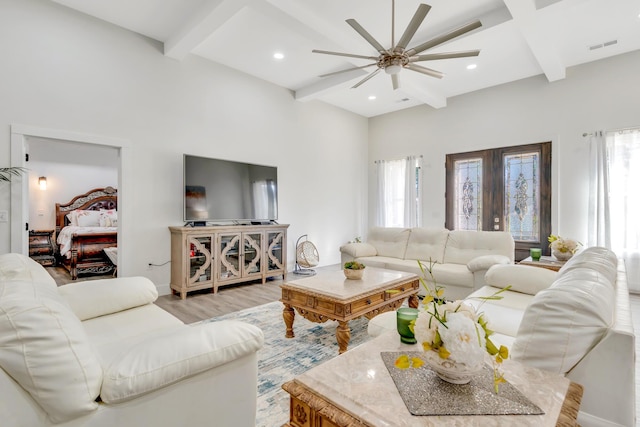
[[0, 210, 8, 222]]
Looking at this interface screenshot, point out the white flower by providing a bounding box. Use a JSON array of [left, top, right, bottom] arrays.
[[438, 313, 486, 369]]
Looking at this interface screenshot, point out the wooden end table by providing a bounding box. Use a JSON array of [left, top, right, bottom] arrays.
[[280, 266, 419, 354], [518, 256, 566, 272]]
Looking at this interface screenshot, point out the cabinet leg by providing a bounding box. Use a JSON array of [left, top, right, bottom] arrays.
[[180, 290, 186, 300], [408, 294, 419, 309], [283, 304, 295, 338], [336, 321, 351, 354]]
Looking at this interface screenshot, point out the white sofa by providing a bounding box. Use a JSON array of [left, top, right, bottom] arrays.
[[369, 247, 635, 427], [340, 227, 515, 300], [0, 253, 264, 427]]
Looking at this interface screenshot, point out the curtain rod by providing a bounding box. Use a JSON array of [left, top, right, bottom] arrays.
[[374, 155, 423, 164], [583, 125, 640, 137]]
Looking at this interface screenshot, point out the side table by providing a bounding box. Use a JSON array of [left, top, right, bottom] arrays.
[[518, 256, 566, 272], [28, 229, 56, 266]]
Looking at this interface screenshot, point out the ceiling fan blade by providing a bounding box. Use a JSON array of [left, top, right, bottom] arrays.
[[391, 73, 399, 90], [406, 20, 482, 56], [352, 68, 381, 89], [406, 64, 444, 79], [410, 50, 480, 62], [319, 63, 378, 78], [346, 19, 387, 54], [396, 4, 431, 50], [312, 49, 379, 61]]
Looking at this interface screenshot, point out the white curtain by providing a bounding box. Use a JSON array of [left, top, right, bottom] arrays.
[[587, 131, 610, 247], [375, 156, 422, 227]]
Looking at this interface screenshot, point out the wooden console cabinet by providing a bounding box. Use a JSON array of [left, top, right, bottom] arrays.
[[169, 224, 288, 299]]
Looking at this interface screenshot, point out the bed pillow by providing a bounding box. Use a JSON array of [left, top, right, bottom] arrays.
[[75, 210, 102, 227], [99, 209, 118, 227]]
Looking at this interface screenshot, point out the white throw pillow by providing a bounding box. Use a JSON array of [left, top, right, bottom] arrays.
[[0, 280, 102, 423], [99, 209, 118, 227], [58, 276, 158, 321], [485, 264, 557, 295]]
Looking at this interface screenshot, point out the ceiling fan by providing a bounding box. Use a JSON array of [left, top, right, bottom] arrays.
[[312, 1, 482, 90]]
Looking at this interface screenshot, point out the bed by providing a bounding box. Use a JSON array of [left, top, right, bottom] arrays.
[[55, 187, 118, 280]]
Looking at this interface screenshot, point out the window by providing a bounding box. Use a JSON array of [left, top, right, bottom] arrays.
[[375, 156, 422, 227]]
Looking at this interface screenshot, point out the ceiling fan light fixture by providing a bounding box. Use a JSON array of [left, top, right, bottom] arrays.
[[385, 64, 402, 75]]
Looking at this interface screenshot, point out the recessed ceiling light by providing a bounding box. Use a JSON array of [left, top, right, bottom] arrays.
[[466, 64, 477, 70], [273, 52, 284, 60], [368, 95, 377, 100]]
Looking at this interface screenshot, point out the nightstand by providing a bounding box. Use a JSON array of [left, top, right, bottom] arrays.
[[518, 255, 565, 272], [28, 230, 56, 266]]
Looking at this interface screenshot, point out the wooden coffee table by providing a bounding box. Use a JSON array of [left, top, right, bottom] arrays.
[[280, 266, 419, 354], [283, 331, 583, 426]]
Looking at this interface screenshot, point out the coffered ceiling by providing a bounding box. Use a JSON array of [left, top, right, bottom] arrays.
[[49, 0, 640, 117]]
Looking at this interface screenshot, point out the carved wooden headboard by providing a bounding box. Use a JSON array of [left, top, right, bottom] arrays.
[[55, 187, 118, 235]]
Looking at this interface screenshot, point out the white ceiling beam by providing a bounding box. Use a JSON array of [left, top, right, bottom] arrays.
[[295, 69, 369, 102], [164, 0, 247, 60], [503, 0, 566, 81], [396, 81, 447, 109]]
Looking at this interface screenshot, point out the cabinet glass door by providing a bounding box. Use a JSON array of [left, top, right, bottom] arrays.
[[242, 232, 262, 276], [218, 233, 241, 281], [188, 236, 212, 285], [266, 230, 285, 273]]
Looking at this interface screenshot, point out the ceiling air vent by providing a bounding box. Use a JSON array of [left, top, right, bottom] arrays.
[[589, 40, 618, 51], [396, 98, 411, 103]]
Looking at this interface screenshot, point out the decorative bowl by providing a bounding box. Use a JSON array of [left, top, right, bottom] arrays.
[[423, 350, 483, 384], [343, 268, 364, 280]]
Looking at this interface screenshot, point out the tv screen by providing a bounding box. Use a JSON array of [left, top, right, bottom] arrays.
[[183, 154, 278, 222]]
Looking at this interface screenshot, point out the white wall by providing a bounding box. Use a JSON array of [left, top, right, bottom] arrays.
[[0, 0, 369, 289], [26, 136, 118, 230], [369, 49, 640, 246]]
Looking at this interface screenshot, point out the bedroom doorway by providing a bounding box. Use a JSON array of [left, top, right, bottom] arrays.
[[10, 124, 131, 279]]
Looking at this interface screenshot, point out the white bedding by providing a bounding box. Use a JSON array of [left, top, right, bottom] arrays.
[[57, 226, 117, 258]]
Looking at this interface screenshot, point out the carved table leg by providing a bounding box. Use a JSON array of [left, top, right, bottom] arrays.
[[336, 321, 351, 354], [408, 294, 419, 309], [283, 304, 295, 338]]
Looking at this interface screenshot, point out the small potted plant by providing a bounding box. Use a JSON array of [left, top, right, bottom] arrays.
[[343, 261, 365, 280]]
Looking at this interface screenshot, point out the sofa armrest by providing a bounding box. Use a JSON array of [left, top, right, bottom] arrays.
[[58, 277, 158, 321], [100, 320, 264, 404], [339, 242, 377, 258], [467, 254, 511, 272]]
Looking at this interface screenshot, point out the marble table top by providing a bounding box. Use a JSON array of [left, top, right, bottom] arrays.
[[282, 265, 418, 301], [293, 330, 573, 426]]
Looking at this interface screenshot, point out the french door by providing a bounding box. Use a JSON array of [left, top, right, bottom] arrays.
[[445, 142, 551, 261]]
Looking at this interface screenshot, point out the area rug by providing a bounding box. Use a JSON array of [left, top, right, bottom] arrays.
[[204, 301, 372, 426]]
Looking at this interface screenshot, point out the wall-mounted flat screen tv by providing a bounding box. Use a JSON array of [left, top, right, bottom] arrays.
[[183, 154, 278, 222]]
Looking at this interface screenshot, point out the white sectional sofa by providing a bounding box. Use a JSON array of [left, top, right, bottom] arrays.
[[369, 247, 635, 427], [340, 227, 515, 300], [0, 253, 264, 427]]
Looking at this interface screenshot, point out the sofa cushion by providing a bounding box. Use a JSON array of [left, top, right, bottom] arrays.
[[558, 246, 618, 282], [0, 279, 102, 423], [403, 227, 449, 264], [466, 286, 536, 337], [58, 276, 159, 321], [512, 266, 615, 374], [367, 227, 411, 259], [443, 230, 515, 265], [0, 253, 56, 289], [485, 264, 557, 296], [100, 320, 264, 403], [339, 242, 377, 259], [353, 256, 390, 269]]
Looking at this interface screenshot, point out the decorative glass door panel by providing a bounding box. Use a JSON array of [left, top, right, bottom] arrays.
[[218, 233, 241, 281], [242, 232, 262, 276], [266, 231, 285, 273], [188, 235, 212, 285], [504, 152, 540, 242], [453, 158, 483, 231]]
